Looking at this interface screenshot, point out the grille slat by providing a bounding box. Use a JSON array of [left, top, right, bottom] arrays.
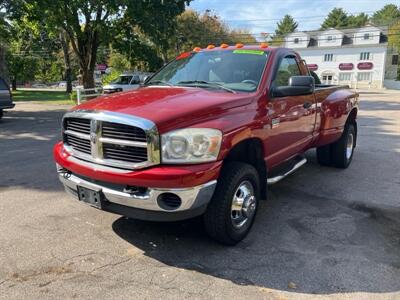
[[65, 118, 91, 135], [103, 149, 148, 158], [103, 144, 148, 162], [63, 117, 150, 168], [102, 122, 147, 142]]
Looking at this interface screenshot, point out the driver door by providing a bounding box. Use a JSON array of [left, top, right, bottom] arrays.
[[265, 55, 316, 167]]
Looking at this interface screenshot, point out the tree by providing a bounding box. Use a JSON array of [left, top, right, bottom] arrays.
[[321, 8, 349, 29], [371, 4, 400, 26], [173, 10, 256, 53], [0, 12, 10, 81], [275, 15, 298, 36], [348, 13, 369, 28], [2, 0, 190, 88], [270, 14, 298, 46]]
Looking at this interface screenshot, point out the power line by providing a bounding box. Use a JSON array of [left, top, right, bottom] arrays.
[[222, 11, 378, 23]]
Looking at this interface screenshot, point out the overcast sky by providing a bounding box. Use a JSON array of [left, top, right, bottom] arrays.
[[189, 0, 400, 34]]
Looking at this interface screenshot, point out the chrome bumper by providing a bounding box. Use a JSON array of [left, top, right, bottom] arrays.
[[57, 168, 217, 213]]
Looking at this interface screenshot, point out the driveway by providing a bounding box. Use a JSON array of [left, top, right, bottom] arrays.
[[0, 91, 399, 299]]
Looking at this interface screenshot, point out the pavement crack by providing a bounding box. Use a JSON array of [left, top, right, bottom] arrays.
[[89, 258, 132, 274]]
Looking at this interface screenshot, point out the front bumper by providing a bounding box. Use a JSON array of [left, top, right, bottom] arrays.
[[57, 166, 217, 221], [0, 103, 15, 109], [103, 88, 121, 94]]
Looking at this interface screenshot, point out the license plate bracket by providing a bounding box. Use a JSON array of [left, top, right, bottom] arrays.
[[77, 186, 103, 209]]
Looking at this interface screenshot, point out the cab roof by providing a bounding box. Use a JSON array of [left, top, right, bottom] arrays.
[[191, 44, 283, 53]]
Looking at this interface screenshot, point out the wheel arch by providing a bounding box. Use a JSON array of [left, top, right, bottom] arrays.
[[222, 138, 267, 200]]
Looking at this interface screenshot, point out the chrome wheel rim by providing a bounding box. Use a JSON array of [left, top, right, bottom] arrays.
[[346, 132, 354, 160], [231, 180, 257, 229]]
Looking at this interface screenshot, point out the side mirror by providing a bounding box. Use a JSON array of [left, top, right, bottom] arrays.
[[273, 75, 315, 97]]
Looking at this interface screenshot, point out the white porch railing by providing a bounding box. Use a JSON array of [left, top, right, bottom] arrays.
[[76, 86, 103, 104]]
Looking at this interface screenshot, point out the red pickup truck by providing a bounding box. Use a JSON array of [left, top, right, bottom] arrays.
[[54, 45, 358, 245]]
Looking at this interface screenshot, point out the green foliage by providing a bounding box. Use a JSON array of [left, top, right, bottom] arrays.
[[347, 13, 369, 28], [321, 8, 349, 29], [371, 4, 400, 26], [102, 69, 121, 85], [2, 0, 191, 87], [107, 51, 131, 72], [275, 15, 298, 36]]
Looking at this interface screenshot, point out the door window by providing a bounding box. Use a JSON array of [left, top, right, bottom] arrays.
[[274, 56, 301, 87], [0, 78, 8, 90], [130, 75, 140, 85]]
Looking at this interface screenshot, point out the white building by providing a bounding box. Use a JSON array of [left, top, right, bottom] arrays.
[[284, 25, 398, 89]]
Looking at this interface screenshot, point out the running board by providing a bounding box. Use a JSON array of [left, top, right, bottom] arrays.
[[267, 157, 307, 185]]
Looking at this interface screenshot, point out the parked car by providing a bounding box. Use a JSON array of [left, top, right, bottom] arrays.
[[0, 77, 14, 119], [32, 83, 47, 89], [58, 81, 67, 88], [54, 45, 358, 245], [102, 73, 148, 94]]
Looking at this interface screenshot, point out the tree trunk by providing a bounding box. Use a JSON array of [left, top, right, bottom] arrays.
[[11, 78, 16, 91], [81, 67, 95, 89], [60, 31, 73, 93]]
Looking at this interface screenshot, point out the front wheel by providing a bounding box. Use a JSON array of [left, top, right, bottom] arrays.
[[0, 109, 3, 120], [204, 162, 260, 245]]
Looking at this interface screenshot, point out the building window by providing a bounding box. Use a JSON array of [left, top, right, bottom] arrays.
[[392, 55, 399, 65], [360, 52, 370, 60], [327, 36, 336, 42], [339, 73, 352, 81], [357, 72, 372, 81], [363, 33, 370, 40], [324, 54, 333, 61], [294, 38, 299, 44]]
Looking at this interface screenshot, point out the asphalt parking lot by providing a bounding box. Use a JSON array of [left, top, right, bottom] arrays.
[[0, 90, 399, 299]]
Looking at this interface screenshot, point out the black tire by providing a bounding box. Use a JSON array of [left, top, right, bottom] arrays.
[[204, 162, 260, 245], [316, 144, 332, 166], [331, 123, 356, 168], [0, 109, 3, 120]]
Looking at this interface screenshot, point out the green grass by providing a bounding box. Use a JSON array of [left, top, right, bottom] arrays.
[[11, 89, 75, 104]]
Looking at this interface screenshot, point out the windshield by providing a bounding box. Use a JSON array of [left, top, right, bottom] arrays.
[[112, 75, 133, 85], [148, 50, 269, 92]]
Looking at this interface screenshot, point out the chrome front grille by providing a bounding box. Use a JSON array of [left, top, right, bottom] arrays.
[[62, 111, 160, 170]]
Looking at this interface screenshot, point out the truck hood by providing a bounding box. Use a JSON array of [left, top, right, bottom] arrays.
[[75, 86, 253, 132]]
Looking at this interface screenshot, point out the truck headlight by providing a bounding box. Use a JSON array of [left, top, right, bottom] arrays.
[[161, 128, 222, 163]]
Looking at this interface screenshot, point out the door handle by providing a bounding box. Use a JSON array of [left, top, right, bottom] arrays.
[[303, 102, 312, 109]]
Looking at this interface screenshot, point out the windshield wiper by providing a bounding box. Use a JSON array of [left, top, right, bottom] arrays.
[[177, 80, 236, 94], [145, 80, 173, 87]]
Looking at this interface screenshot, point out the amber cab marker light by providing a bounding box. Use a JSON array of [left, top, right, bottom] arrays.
[[207, 44, 215, 49], [235, 43, 244, 48], [193, 47, 201, 52], [220, 43, 229, 48], [260, 42, 269, 48]]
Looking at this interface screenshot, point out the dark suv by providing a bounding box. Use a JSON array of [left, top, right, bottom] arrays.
[[0, 77, 14, 119]]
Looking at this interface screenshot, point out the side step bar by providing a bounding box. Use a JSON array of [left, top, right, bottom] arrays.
[[267, 157, 307, 185]]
